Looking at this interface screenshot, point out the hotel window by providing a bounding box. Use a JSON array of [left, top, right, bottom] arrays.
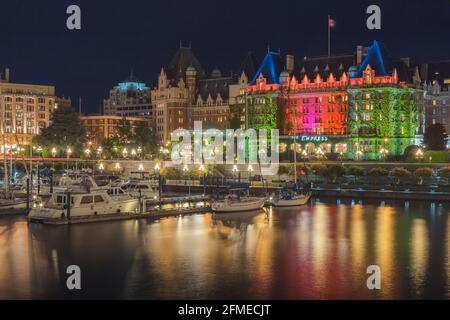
[[432, 100, 437, 106], [365, 93, 371, 99]]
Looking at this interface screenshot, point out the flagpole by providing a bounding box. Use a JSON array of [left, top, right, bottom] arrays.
[[327, 15, 330, 57]]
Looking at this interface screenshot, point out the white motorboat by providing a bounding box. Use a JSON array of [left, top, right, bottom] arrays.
[[28, 182, 139, 222], [272, 190, 311, 207], [121, 179, 158, 199], [211, 190, 266, 213]]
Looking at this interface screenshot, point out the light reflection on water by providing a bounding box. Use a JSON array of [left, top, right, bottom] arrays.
[[0, 198, 449, 299]]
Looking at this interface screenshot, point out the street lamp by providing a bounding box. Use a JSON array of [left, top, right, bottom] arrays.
[[232, 164, 239, 183], [122, 148, 128, 158], [84, 148, 91, 157], [199, 164, 206, 196], [97, 146, 102, 158], [247, 164, 254, 186], [183, 164, 191, 197], [138, 163, 144, 172], [66, 147, 72, 171], [155, 162, 161, 207], [131, 149, 137, 157], [416, 148, 424, 161], [98, 162, 105, 172], [380, 147, 388, 161], [115, 162, 121, 172]]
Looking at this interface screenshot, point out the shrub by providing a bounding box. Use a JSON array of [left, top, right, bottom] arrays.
[[310, 163, 328, 176], [347, 166, 365, 176], [439, 166, 450, 178], [423, 151, 450, 163], [327, 164, 346, 177], [163, 167, 182, 179], [278, 166, 289, 175], [368, 167, 389, 176], [390, 167, 412, 177], [414, 167, 433, 178], [403, 145, 421, 162]]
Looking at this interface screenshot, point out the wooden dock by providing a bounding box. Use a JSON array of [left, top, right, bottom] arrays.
[[28, 206, 211, 225]]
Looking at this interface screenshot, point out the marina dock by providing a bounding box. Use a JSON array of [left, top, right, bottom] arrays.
[[29, 205, 211, 225]]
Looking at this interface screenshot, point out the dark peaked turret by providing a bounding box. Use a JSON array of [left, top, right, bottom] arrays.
[[166, 43, 205, 80]]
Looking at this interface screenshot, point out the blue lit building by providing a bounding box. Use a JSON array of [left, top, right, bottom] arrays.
[[103, 72, 153, 118]]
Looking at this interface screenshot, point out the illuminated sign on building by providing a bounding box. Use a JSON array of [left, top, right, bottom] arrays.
[[295, 136, 329, 142]]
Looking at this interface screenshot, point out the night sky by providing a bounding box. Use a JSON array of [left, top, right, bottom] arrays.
[[0, 0, 449, 113]]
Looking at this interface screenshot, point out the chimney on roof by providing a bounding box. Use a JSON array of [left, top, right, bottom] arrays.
[[286, 54, 294, 73], [356, 45, 363, 65], [400, 57, 410, 68], [5, 68, 10, 82]]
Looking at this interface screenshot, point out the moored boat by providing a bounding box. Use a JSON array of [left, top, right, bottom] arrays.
[[211, 189, 266, 213], [272, 190, 311, 207]]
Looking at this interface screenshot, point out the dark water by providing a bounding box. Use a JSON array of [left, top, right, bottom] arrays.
[[0, 198, 449, 299]]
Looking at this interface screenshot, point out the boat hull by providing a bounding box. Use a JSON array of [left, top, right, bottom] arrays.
[[0, 199, 30, 213], [211, 197, 265, 213], [28, 198, 139, 220], [273, 194, 311, 207]]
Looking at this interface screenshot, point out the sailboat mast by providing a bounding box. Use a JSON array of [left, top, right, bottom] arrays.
[[293, 106, 297, 185], [1, 121, 9, 195]]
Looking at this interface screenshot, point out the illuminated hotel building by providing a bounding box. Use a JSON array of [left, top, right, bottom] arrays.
[[0, 68, 56, 149], [151, 44, 232, 145], [232, 41, 424, 159]]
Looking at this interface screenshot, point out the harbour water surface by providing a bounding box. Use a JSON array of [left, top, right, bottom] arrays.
[[0, 198, 449, 299]]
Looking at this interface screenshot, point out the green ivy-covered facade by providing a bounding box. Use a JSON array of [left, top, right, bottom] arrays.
[[347, 86, 420, 160]]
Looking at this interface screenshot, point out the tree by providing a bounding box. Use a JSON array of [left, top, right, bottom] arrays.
[[133, 121, 156, 155], [33, 106, 86, 156], [424, 123, 448, 150], [116, 118, 133, 145]]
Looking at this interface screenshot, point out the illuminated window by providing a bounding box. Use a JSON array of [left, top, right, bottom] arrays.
[[432, 100, 437, 106]]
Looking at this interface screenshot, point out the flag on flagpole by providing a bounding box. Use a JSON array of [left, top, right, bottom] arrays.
[[328, 16, 336, 28]]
